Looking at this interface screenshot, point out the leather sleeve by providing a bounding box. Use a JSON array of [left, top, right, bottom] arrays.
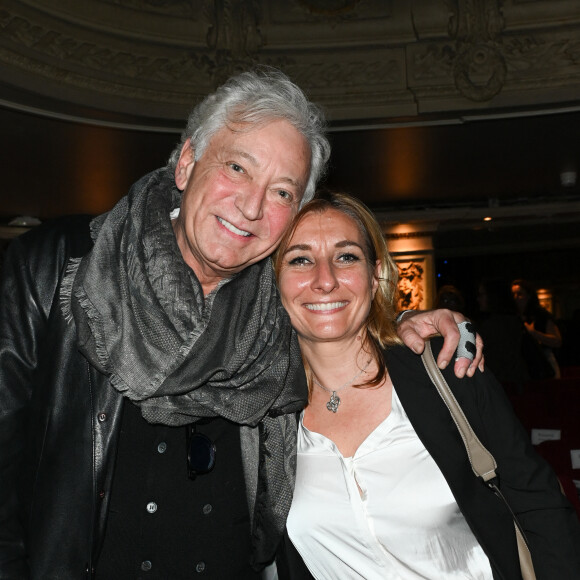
[[0, 216, 92, 578]]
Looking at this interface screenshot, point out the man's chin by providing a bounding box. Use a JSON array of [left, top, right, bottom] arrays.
[[210, 253, 271, 277]]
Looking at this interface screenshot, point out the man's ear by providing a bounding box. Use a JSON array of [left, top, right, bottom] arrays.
[[175, 140, 195, 190]]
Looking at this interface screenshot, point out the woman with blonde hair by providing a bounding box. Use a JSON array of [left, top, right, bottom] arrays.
[[274, 191, 580, 580]]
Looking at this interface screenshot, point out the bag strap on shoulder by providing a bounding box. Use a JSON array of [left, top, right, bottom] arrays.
[[421, 341, 536, 580]]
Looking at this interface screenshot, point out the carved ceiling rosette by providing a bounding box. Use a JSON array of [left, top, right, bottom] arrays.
[[203, 0, 263, 84], [448, 0, 507, 102]]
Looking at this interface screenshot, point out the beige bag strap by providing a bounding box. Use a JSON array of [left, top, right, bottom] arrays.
[[421, 341, 536, 580]]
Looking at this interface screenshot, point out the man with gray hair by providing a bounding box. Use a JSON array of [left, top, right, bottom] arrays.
[[0, 67, 481, 579]]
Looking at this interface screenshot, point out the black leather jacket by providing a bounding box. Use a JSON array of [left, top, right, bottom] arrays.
[[0, 216, 124, 579]]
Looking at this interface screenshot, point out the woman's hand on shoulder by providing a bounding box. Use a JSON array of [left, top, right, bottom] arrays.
[[396, 309, 484, 378]]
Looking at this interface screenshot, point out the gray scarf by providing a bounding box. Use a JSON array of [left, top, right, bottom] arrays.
[[62, 167, 306, 568]]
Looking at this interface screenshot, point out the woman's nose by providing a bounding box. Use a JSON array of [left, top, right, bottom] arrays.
[[312, 260, 338, 292]]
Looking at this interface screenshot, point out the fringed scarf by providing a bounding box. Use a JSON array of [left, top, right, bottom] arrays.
[[61, 167, 307, 568]]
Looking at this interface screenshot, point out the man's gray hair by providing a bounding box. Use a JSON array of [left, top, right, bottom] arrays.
[[167, 67, 330, 204]]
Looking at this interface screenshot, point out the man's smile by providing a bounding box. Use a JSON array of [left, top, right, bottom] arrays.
[[217, 216, 252, 237]]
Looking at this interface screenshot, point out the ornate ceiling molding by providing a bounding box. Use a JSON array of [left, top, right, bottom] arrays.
[[0, 0, 579, 128]]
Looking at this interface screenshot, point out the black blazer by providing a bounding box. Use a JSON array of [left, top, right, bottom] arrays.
[[278, 339, 580, 580]]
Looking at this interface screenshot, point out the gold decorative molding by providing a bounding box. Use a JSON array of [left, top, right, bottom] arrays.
[[0, 0, 579, 126], [0, 8, 203, 85]]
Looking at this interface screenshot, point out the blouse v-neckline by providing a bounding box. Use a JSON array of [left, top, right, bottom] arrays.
[[299, 387, 404, 459]]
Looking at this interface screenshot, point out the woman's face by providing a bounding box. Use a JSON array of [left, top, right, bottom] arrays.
[[511, 284, 528, 313], [277, 208, 379, 347]]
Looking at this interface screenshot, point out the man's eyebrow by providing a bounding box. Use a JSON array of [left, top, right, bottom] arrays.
[[233, 149, 259, 166]]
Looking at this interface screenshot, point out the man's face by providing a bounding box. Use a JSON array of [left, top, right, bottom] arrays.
[[173, 119, 311, 292]]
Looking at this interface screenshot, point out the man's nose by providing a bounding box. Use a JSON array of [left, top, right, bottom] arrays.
[[235, 185, 266, 220]]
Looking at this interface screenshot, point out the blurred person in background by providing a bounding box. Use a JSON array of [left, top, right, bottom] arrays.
[[512, 279, 562, 379], [475, 278, 529, 390], [434, 284, 466, 315]]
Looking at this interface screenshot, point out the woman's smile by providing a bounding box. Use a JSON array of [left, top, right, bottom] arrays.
[[304, 301, 348, 312]]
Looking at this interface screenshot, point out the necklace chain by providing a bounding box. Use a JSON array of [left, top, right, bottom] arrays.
[[313, 360, 371, 413]]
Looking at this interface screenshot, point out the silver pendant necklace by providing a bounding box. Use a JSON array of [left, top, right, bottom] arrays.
[[313, 360, 371, 413]]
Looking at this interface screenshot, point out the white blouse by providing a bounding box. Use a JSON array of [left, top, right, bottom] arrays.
[[286, 388, 493, 580]]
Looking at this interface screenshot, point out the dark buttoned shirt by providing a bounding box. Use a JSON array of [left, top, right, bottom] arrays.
[[96, 401, 259, 579]]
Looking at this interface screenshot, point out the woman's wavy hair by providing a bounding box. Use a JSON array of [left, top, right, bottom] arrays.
[[167, 66, 330, 205], [273, 191, 402, 396]]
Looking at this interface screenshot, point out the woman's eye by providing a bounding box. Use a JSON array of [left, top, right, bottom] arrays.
[[278, 190, 292, 201], [288, 256, 310, 266], [338, 253, 360, 263]]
